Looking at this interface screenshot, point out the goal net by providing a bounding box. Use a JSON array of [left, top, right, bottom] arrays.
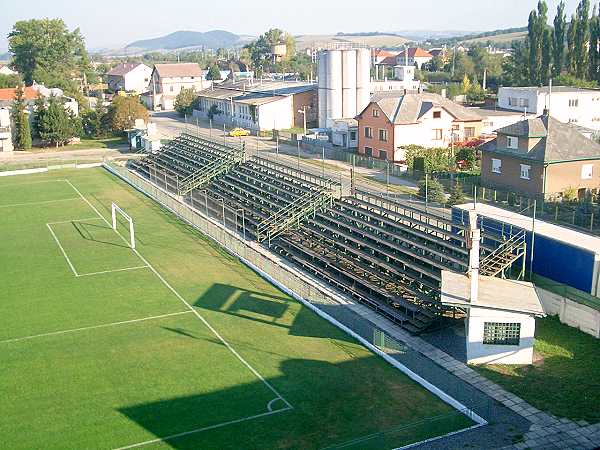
[[111, 203, 136, 249]]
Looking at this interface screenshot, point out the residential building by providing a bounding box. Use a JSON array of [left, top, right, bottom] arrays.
[[469, 106, 531, 137], [395, 47, 433, 69], [149, 63, 212, 111], [356, 92, 482, 161], [193, 79, 317, 131], [106, 62, 152, 94], [0, 64, 17, 76], [371, 49, 398, 66], [0, 107, 13, 152], [0, 83, 78, 117], [480, 115, 600, 198], [498, 86, 600, 131]]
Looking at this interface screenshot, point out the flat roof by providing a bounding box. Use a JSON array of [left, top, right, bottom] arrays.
[[500, 86, 600, 94], [468, 106, 530, 118], [441, 270, 545, 316], [454, 202, 600, 255]]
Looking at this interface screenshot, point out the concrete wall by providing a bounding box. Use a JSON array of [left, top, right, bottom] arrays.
[[536, 287, 600, 338], [124, 65, 153, 94], [545, 160, 600, 196], [467, 307, 536, 365], [480, 152, 545, 196]]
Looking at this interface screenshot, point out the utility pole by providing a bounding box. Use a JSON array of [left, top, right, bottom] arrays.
[[298, 106, 308, 136]]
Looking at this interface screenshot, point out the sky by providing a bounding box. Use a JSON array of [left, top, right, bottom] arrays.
[[0, 0, 589, 51]]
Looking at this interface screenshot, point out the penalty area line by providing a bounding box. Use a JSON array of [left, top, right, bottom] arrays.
[[0, 310, 194, 344], [76, 265, 150, 277], [113, 407, 293, 450], [66, 178, 294, 412], [0, 197, 81, 208]]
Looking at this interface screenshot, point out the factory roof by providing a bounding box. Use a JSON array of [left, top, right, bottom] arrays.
[[482, 115, 600, 163], [441, 270, 545, 316], [362, 92, 482, 124], [500, 85, 600, 94], [197, 79, 315, 106], [454, 202, 600, 255]]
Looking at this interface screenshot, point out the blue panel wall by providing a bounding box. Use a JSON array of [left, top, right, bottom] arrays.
[[451, 207, 596, 293]]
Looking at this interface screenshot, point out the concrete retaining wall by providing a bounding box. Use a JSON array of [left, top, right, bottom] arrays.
[[536, 288, 600, 338]]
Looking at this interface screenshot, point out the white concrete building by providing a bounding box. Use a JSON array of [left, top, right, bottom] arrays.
[[0, 64, 17, 76], [395, 47, 433, 69], [331, 118, 358, 149], [106, 63, 152, 94], [469, 106, 531, 137], [498, 86, 600, 131], [193, 80, 317, 131], [150, 63, 212, 111], [0, 107, 13, 152], [441, 209, 545, 365]]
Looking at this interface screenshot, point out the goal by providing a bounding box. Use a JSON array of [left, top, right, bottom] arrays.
[[111, 203, 136, 249]]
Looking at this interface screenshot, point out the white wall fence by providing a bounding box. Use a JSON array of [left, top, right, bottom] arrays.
[[536, 288, 600, 338]]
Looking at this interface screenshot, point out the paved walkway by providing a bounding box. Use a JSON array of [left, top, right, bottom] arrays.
[[311, 295, 600, 449]]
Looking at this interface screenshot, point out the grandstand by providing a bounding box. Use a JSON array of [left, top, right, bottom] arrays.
[[132, 133, 525, 333]]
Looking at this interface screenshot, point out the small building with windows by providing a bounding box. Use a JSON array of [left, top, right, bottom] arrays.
[[480, 114, 600, 199], [498, 86, 600, 131], [356, 92, 482, 161], [149, 63, 212, 111]]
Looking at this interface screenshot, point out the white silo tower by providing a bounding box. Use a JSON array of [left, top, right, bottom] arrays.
[[342, 49, 357, 119], [326, 49, 343, 124], [356, 48, 371, 116], [318, 51, 328, 128]]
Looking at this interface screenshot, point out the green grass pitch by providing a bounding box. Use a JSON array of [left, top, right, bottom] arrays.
[[0, 168, 472, 450]]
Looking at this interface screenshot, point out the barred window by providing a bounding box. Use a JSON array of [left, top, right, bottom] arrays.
[[483, 322, 521, 346]]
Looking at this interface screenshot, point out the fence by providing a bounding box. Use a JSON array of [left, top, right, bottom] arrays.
[[103, 161, 493, 435], [0, 154, 138, 173]]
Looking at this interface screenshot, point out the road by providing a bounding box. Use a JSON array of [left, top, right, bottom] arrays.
[[150, 111, 419, 197]]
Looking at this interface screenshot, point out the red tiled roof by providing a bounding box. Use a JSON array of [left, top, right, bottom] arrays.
[[397, 47, 433, 58], [107, 62, 144, 76], [372, 49, 398, 59], [0, 86, 38, 101], [380, 55, 399, 65]]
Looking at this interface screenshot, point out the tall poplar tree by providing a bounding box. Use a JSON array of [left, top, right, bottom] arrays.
[[10, 83, 32, 150], [567, 14, 578, 74], [575, 0, 591, 78], [553, 1, 567, 77]]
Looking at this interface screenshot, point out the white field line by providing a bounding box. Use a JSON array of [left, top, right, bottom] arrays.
[[47, 217, 103, 225], [46, 223, 79, 276], [0, 197, 80, 208], [0, 310, 193, 344], [0, 178, 67, 188], [65, 178, 293, 408], [113, 407, 293, 450], [76, 265, 149, 278]]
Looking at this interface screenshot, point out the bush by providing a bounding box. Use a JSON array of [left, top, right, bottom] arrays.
[[455, 147, 477, 170], [174, 87, 197, 116], [418, 177, 446, 204]]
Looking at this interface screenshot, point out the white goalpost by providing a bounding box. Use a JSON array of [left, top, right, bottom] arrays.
[[111, 203, 136, 249]]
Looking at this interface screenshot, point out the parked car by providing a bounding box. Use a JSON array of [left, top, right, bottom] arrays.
[[229, 127, 251, 137]]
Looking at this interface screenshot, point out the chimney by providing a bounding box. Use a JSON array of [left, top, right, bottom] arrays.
[[467, 208, 481, 304], [441, 88, 447, 98]]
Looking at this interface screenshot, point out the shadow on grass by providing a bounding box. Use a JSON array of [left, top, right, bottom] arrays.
[[474, 316, 600, 423], [117, 357, 471, 450], [70, 220, 132, 249]]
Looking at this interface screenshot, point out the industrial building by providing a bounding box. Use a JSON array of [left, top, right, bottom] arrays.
[[317, 46, 371, 128], [193, 79, 317, 131]]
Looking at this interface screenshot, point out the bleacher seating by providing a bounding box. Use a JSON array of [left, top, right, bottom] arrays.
[[131, 134, 525, 334]]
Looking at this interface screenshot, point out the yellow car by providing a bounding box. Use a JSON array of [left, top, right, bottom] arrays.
[[229, 127, 251, 137]]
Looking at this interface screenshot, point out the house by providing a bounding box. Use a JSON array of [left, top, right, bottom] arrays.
[[371, 49, 398, 66], [480, 114, 600, 199], [469, 106, 531, 137], [149, 63, 212, 111], [106, 62, 152, 94], [0, 83, 79, 119], [395, 47, 433, 69], [193, 79, 317, 131], [356, 92, 482, 161], [0, 107, 13, 152], [0, 64, 17, 76], [498, 86, 600, 131]]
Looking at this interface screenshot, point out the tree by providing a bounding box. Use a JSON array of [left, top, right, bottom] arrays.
[[174, 87, 196, 116], [455, 147, 477, 170], [8, 19, 90, 88], [0, 73, 22, 89], [447, 181, 466, 206], [418, 178, 446, 204], [590, 6, 600, 82], [460, 74, 471, 94], [567, 14, 578, 74], [554, 73, 598, 88], [206, 64, 222, 81], [37, 96, 75, 147], [10, 83, 31, 150], [541, 26, 553, 85], [574, 0, 591, 79], [207, 104, 222, 121], [106, 96, 149, 132], [553, 1, 567, 77], [244, 28, 296, 73], [502, 40, 530, 86], [528, 9, 541, 85]]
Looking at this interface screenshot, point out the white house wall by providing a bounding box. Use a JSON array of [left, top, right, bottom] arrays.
[[393, 108, 473, 148]]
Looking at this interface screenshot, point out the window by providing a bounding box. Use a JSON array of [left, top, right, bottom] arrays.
[[569, 118, 579, 123], [452, 124, 460, 131], [350, 131, 357, 141], [483, 322, 521, 346], [170, 85, 174, 92], [465, 127, 475, 138], [507, 135, 519, 149], [364, 127, 372, 138], [364, 146, 373, 157], [519, 98, 529, 108], [492, 158, 502, 174], [520, 164, 531, 180], [508, 97, 518, 106], [433, 129, 443, 140], [379, 150, 388, 160], [372, 109, 380, 118], [569, 99, 579, 107], [379, 129, 388, 142], [433, 111, 441, 119], [582, 164, 594, 180]]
